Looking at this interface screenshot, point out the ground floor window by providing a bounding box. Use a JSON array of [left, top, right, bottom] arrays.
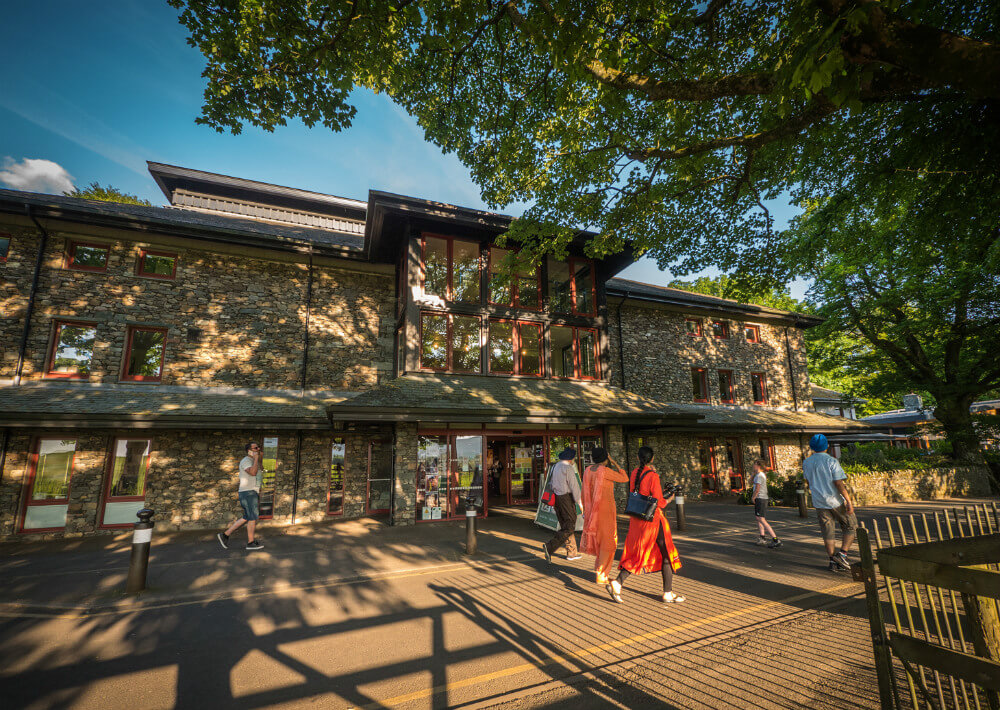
[[22, 438, 77, 532], [724, 438, 746, 492], [698, 438, 718, 493], [101, 438, 151, 527], [758, 438, 775, 470], [259, 436, 279, 518], [328, 438, 345, 515]]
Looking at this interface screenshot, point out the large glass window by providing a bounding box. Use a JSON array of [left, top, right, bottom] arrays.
[[578, 329, 598, 378], [488, 247, 514, 306], [452, 241, 481, 303], [122, 326, 166, 382], [489, 320, 543, 376], [47, 321, 96, 378], [328, 438, 345, 515], [423, 236, 449, 298], [489, 248, 540, 310], [421, 235, 481, 303], [699, 439, 718, 492], [451, 315, 481, 372], [518, 322, 542, 376], [420, 312, 482, 373], [22, 438, 76, 531], [547, 259, 573, 313], [758, 438, 775, 470], [420, 314, 449, 370], [451, 435, 484, 516], [573, 259, 595, 315], [550, 326, 599, 379], [66, 241, 109, 271], [108, 439, 150, 498], [550, 326, 575, 377], [137, 249, 177, 279], [417, 435, 449, 521], [489, 320, 515, 374]]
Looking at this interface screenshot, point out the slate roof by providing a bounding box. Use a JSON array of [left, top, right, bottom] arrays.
[[325, 374, 701, 426], [0, 188, 364, 254], [606, 278, 823, 327], [0, 383, 355, 429], [662, 403, 878, 433]]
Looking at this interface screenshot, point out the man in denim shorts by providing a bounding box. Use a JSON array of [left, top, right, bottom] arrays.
[[217, 442, 265, 551], [803, 434, 857, 571]]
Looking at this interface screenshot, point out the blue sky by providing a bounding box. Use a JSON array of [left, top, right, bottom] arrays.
[[0, 0, 805, 295]]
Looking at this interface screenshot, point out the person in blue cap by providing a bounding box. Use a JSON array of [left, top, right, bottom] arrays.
[[802, 434, 857, 571]]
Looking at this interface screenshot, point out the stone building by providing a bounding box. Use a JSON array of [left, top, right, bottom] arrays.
[[0, 162, 872, 538]]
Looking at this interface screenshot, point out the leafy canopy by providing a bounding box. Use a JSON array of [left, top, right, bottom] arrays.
[[64, 182, 153, 206]]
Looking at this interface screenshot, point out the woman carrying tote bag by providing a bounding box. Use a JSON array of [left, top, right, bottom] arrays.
[[607, 445, 685, 605]]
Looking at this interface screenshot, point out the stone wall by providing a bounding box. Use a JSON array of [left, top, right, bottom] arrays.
[[0, 221, 394, 390], [846, 466, 992, 506], [392, 422, 418, 526], [607, 300, 812, 411]]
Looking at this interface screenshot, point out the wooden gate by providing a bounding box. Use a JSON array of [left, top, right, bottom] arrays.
[[857, 503, 1000, 710]]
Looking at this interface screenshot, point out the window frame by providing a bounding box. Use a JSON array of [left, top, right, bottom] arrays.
[[136, 248, 178, 280], [718, 369, 735, 404], [691, 367, 709, 403], [99, 437, 152, 529], [20, 437, 77, 533], [327, 436, 346, 516], [487, 318, 544, 377], [745, 324, 761, 343], [758, 437, 776, 470], [685, 318, 702, 337], [420, 233, 482, 304], [711, 320, 730, 340], [488, 247, 541, 311], [120, 325, 168, 383], [65, 240, 110, 272], [45, 319, 98, 380], [550, 325, 600, 380], [698, 438, 718, 493], [419, 311, 482, 373], [0, 232, 10, 262], [750, 371, 768, 405]]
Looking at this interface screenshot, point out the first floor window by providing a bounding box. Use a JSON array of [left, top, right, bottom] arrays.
[[328, 438, 345, 515], [47, 321, 97, 378], [122, 326, 166, 382], [22, 438, 77, 531], [718, 369, 735, 403], [420, 312, 482, 373], [488, 320, 515, 373], [745, 324, 761, 343], [692, 367, 708, 402], [685, 319, 702, 336], [420, 313, 448, 370], [66, 241, 109, 271], [137, 249, 177, 279], [422, 235, 449, 299], [452, 315, 481, 372], [712, 320, 729, 339], [550, 325, 599, 379], [518, 322, 542, 376], [751, 372, 768, 404]]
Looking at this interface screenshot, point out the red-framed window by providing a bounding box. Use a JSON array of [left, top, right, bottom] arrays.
[[421, 233, 481, 303], [745, 324, 761, 343], [685, 318, 702, 336], [547, 257, 597, 316], [121, 326, 167, 382], [136, 248, 178, 279], [751, 371, 768, 404], [724, 438, 746, 492], [691, 367, 708, 403], [488, 247, 541, 310], [712, 320, 729, 339], [66, 241, 109, 272], [99, 438, 151, 528], [698, 438, 718, 493], [758, 437, 776, 470], [419, 312, 482, 373], [328, 437, 345, 515], [46, 320, 97, 379], [718, 369, 735, 404], [0, 233, 10, 261], [550, 325, 599, 379], [488, 319, 543, 376], [20, 437, 77, 532]]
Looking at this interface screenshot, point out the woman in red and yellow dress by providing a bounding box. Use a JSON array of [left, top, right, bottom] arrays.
[[607, 445, 685, 604], [580, 447, 630, 584]]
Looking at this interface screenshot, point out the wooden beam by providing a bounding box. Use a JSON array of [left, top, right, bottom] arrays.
[[878, 532, 1000, 566], [889, 632, 1000, 692], [877, 550, 1000, 597]]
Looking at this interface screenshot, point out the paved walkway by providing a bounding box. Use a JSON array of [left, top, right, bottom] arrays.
[[0, 498, 994, 709]]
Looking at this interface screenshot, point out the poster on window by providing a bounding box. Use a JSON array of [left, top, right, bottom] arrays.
[[533, 462, 584, 532]]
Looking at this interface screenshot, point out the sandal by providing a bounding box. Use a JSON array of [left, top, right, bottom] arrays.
[[606, 581, 622, 604], [663, 592, 686, 603]]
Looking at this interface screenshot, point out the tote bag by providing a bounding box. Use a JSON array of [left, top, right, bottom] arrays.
[[624, 467, 658, 521]]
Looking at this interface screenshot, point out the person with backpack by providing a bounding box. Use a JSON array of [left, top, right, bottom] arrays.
[[580, 447, 630, 584], [606, 446, 684, 604]]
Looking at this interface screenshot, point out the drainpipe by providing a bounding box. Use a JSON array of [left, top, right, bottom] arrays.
[[300, 248, 314, 392], [616, 292, 631, 390], [784, 326, 799, 412], [14, 206, 49, 386]]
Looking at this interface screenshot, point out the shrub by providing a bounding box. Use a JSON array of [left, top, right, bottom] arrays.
[[840, 443, 950, 473]]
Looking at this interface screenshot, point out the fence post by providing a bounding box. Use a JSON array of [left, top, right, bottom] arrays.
[[797, 486, 808, 518], [857, 527, 900, 710], [125, 508, 155, 595]]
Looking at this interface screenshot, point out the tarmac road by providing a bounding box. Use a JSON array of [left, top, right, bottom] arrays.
[[3, 499, 970, 710]]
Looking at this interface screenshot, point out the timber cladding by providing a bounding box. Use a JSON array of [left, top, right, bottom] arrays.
[[0, 222, 395, 390]]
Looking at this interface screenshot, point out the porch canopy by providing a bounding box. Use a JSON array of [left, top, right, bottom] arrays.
[[326, 373, 702, 428]]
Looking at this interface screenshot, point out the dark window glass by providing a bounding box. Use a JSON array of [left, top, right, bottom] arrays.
[[259, 436, 278, 517], [328, 438, 345, 515], [50, 323, 96, 377], [573, 261, 595, 314], [452, 241, 481, 303], [417, 434, 448, 520], [692, 368, 708, 401], [550, 326, 575, 377], [712, 321, 729, 339], [686, 319, 701, 336], [719, 370, 734, 402], [516, 263, 540, 309], [547, 260, 573, 313], [139, 251, 176, 278], [70, 243, 108, 270], [451, 315, 481, 372], [423, 237, 448, 298], [745, 325, 760, 342], [489, 321, 515, 373], [421, 314, 448, 369], [109, 439, 150, 498], [758, 438, 774, 469], [489, 247, 513, 306], [751, 373, 767, 403], [518, 323, 542, 375], [578, 329, 597, 378], [125, 328, 165, 380], [0, 235, 9, 259]]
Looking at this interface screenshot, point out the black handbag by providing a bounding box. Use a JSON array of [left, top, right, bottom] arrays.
[[624, 467, 658, 521]]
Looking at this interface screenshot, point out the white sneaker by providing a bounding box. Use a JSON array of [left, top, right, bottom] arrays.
[[566, 554, 582, 561], [663, 592, 686, 603]]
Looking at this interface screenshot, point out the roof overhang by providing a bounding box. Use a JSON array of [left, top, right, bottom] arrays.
[[326, 404, 699, 427]]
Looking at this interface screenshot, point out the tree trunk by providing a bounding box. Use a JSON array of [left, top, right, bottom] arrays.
[[933, 395, 983, 462]]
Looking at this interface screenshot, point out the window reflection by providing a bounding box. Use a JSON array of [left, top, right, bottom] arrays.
[[547, 259, 573, 313], [551, 326, 575, 377], [578, 329, 597, 378], [50, 323, 96, 377], [452, 241, 481, 302], [421, 314, 448, 369], [573, 261, 594, 314], [489, 321, 515, 373], [489, 247, 513, 305], [518, 323, 542, 375], [423, 236, 448, 298], [109, 439, 150, 498], [451, 315, 481, 372]]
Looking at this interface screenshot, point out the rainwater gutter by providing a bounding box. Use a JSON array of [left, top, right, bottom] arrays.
[[14, 205, 49, 386]]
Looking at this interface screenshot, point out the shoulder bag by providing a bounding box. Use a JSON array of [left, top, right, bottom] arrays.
[[624, 467, 657, 521]]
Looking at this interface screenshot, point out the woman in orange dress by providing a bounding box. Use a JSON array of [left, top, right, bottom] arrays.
[[607, 445, 685, 604], [580, 447, 630, 584]]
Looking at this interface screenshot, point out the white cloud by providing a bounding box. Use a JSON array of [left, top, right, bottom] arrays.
[[0, 157, 75, 194]]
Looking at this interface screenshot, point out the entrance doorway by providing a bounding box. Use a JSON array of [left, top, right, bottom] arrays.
[[367, 438, 393, 516], [487, 437, 546, 507]]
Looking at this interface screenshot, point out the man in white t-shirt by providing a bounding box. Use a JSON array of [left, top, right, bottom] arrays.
[[751, 459, 782, 548], [217, 442, 265, 551], [802, 434, 857, 572]]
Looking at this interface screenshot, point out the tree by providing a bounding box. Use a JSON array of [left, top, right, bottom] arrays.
[[65, 182, 152, 206], [665, 275, 806, 312], [170, 1, 1000, 457]]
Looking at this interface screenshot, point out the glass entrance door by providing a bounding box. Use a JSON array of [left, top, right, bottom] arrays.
[[506, 438, 544, 505], [367, 438, 393, 515]]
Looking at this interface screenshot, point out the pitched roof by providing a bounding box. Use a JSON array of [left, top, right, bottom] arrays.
[[0, 383, 354, 429], [0, 188, 364, 256], [326, 374, 700, 426], [606, 278, 823, 327], [657, 403, 878, 433]]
